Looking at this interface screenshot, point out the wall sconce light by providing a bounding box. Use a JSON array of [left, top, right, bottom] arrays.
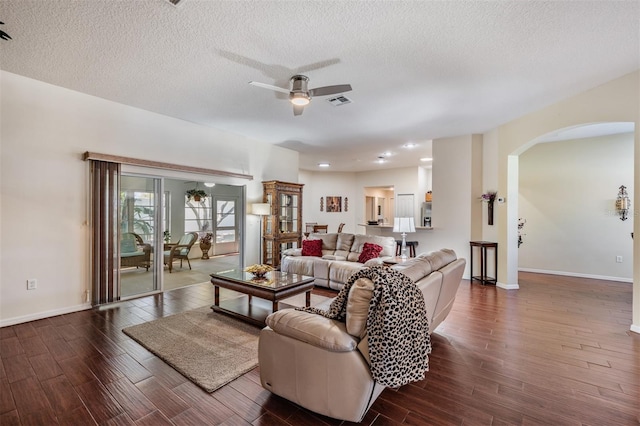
[[615, 185, 630, 221]]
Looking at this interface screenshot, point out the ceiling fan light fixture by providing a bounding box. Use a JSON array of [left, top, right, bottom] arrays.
[[290, 92, 310, 106], [251, 74, 351, 116]]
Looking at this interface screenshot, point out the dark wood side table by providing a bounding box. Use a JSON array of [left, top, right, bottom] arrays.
[[469, 241, 498, 285]]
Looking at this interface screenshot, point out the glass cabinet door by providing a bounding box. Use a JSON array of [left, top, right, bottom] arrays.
[[279, 193, 299, 233]]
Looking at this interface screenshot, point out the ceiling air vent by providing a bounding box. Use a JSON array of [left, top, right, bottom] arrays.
[[327, 95, 352, 106]]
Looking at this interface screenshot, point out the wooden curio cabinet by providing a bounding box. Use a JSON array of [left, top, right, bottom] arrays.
[[262, 180, 304, 269]]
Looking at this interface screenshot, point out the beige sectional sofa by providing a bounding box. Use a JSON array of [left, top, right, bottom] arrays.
[[259, 249, 466, 422], [281, 232, 397, 290]]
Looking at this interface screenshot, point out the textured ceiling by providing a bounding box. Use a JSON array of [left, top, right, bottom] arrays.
[[1, 1, 638, 172]]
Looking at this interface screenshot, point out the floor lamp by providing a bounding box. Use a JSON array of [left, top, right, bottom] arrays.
[[252, 203, 271, 264], [393, 217, 416, 260]]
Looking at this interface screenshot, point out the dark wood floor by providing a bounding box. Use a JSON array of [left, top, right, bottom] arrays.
[[1, 272, 638, 425]]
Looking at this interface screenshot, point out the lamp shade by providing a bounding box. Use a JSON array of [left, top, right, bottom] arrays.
[[393, 217, 416, 233], [252, 203, 271, 216]]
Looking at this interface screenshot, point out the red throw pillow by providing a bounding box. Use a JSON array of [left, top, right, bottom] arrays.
[[301, 239, 323, 257], [358, 242, 383, 263]]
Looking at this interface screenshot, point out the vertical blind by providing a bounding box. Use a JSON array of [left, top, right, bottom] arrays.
[[90, 160, 121, 305]]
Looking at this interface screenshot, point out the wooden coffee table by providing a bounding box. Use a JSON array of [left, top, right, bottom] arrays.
[[210, 269, 314, 326]]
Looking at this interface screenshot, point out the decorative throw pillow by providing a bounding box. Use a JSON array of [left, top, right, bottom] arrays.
[[358, 242, 383, 263], [301, 239, 323, 257]]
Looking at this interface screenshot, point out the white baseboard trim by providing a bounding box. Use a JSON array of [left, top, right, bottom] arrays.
[[518, 268, 633, 283], [0, 303, 92, 328], [497, 281, 520, 290], [631, 324, 640, 335]]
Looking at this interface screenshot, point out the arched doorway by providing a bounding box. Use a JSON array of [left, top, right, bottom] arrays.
[[512, 123, 634, 283]]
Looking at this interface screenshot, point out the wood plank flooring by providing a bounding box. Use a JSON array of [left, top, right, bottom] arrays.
[[1, 272, 638, 425]]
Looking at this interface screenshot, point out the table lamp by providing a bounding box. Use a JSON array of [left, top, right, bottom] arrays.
[[393, 217, 416, 260]]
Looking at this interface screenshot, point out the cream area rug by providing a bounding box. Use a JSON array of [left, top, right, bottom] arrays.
[[123, 307, 260, 392]]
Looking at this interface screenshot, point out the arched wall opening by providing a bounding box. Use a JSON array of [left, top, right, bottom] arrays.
[[506, 123, 634, 288]]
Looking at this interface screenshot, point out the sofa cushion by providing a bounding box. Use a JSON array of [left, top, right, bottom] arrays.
[[281, 256, 316, 276], [302, 239, 323, 257], [322, 255, 347, 261], [335, 233, 355, 258], [419, 249, 457, 270], [347, 235, 396, 261], [357, 243, 383, 263], [265, 309, 357, 352], [329, 261, 365, 286], [391, 257, 433, 282], [308, 233, 339, 254], [313, 258, 331, 281], [346, 277, 374, 338]]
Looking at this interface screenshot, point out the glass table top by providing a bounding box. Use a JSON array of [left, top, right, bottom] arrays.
[[210, 269, 313, 289]]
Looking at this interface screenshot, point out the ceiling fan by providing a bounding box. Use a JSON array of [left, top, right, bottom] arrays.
[[249, 75, 352, 116]]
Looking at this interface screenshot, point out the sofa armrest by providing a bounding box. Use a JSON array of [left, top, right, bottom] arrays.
[[282, 248, 302, 257], [364, 258, 385, 267], [265, 309, 358, 352]]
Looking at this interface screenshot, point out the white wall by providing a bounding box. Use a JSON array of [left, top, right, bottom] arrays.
[[482, 129, 500, 243], [299, 170, 358, 234], [0, 71, 299, 326], [428, 135, 483, 278], [518, 133, 634, 281]]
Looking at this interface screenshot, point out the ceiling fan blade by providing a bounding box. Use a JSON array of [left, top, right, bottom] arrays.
[[249, 81, 291, 94], [309, 84, 352, 97], [293, 105, 304, 116]]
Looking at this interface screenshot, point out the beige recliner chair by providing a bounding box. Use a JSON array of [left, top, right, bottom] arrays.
[[259, 250, 466, 422]]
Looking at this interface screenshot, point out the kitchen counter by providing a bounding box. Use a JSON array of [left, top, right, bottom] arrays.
[[358, 224, 433, 231]]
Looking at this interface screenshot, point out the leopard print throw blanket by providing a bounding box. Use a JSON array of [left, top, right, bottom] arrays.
[[298, 265, 431, 388]]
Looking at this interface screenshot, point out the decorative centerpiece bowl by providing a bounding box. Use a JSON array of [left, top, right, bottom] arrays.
[[244, 264, 274, 279]]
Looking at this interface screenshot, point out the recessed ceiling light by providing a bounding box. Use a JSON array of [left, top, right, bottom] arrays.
[[375, 156, 386, 164], [403, 143, 417, 148], [420, 157, 432, 162], [381, 151, 392, 157], [204, 182, 216, 187], [317, 162, 330, 168]]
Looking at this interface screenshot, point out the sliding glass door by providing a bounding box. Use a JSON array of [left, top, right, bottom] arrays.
[[213, 195, 240, 256], [120, 175, 162, 297]]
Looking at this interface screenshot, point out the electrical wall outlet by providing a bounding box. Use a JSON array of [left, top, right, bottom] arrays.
[[616, 255, 623, 263], [27, 279, 37, 290]]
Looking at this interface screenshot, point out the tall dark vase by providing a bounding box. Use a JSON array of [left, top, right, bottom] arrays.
[[200, 242, 211, 259], [487, 201, 494, 226]]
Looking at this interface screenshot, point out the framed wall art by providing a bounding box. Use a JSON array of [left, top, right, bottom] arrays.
[[326, 196, 342, 212]]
